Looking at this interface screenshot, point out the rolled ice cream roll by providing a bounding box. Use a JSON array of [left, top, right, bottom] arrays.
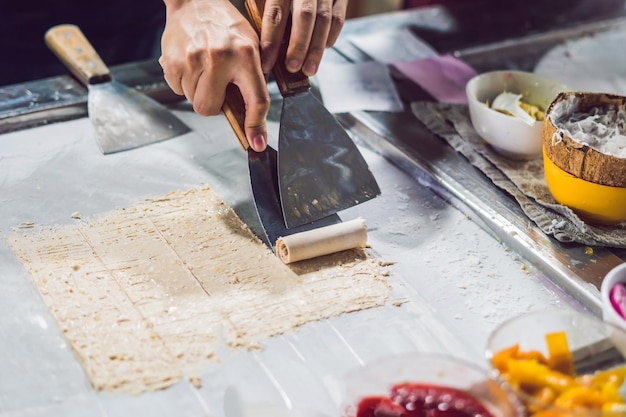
[[276, 218, 368, 264]]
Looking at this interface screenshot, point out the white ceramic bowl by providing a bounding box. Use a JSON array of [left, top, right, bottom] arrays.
[[466, 70, 570, 160], [601, 262, 626, 332]]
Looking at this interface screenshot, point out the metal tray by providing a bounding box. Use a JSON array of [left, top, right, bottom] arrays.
[[334, 17, 626, 315]]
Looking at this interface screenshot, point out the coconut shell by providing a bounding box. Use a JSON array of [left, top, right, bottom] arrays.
[[543, 91, 626, 188]]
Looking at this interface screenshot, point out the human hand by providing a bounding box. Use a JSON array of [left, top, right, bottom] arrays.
[[255, 0, 349, 76], [159, 0, 269, 152]]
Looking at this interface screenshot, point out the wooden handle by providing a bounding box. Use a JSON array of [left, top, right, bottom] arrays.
[[244, 0, 310, 96], [222, 84, 249, 150], [44, 24, 111, 86]]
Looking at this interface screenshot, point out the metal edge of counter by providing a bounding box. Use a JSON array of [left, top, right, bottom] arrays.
[[330, 13, 626, 316], [0, 60, 182, 135], [338, 110, 623, 317], [454, 17, 626, 72]]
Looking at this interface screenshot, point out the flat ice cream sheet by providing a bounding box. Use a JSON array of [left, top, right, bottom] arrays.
[[7, 187, 391, 394]]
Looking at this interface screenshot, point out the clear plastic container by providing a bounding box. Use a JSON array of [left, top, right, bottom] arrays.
[[341, 352, 523, 417], [486, 309, 626, 417]]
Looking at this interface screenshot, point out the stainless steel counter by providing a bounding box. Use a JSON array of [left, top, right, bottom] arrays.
[[0, 5, 621, 417], [0, 97, 575, 417]]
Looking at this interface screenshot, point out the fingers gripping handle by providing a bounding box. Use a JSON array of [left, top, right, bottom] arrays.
[[222, 84, 250, 150], [244, 0, 310, 96], [225, 0, 314, 150], [44, 24, 111, 86]]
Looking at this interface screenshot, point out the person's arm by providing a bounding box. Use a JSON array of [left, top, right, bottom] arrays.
[[160, 0, 269, 151]]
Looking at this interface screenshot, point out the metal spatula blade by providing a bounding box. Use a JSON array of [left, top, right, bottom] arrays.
[[278, 92, 380, 228], [249, 146, 341, 250], [89, 82, 190, 154], [243, 0, 381, 230], [221, 85, 341, 251]]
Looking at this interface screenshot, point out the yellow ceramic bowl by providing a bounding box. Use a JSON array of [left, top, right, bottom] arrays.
[[543, 147, 626, 225]]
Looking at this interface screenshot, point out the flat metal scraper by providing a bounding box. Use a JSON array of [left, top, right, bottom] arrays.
[[245, 0, 381, 229], [45, 24, 190, 154], [222, 85, 340, 250], [248, 147, 341, 250]]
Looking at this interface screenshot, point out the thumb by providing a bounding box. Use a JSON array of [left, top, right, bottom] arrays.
[[245, 121, 268, 153], [237, 68, 270, 152], [235, 67, 270, 152], [243, 94, 270, 152]]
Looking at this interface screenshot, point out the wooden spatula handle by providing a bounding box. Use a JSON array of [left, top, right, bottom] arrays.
[[245, 0, 310, 96], [222, 84, 249, 150], [45, 24, 111, 86]]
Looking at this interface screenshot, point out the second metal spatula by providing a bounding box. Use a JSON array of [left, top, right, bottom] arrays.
[[45, 24, 190, 154], [245, 0, 381, 228], [222, 85, 341, 250]]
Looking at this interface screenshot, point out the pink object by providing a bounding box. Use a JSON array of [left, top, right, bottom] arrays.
[[391, 54, 477, 104], [610, 282, 626, 319]]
